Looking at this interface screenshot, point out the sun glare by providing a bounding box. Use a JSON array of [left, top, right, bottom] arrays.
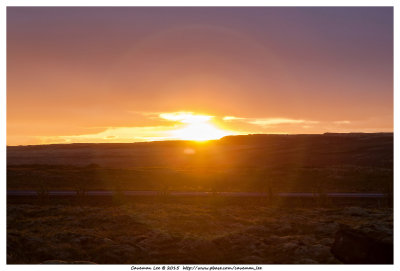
[[171, 122, 230, 141], [163, 112, 233, 141]]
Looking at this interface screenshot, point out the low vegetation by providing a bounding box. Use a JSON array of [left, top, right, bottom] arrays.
[[7, 133, 393, 192], [7, 164, 393, 193], [7, 202, 392, 264], [7, 134, 393, 264]]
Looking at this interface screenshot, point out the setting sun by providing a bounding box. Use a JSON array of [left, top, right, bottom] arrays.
[[163, 112, 233, 141], [171, 122, 230, 141]]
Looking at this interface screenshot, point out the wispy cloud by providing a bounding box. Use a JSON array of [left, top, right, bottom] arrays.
[[223, 116, 319, 127], [39, 126, 175, 144], [223, 116, 245, 121], [159, 112, 213, 123], [249, 118, 311, 126]]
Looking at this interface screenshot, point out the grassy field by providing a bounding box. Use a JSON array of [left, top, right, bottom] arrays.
[[7, 201, 393, 264]]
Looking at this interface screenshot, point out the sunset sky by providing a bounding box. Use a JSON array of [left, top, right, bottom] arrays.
[[7, 7, 393, 145]]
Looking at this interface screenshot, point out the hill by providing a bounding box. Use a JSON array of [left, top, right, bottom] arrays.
[[7, 133, 393, 192], [7, 133, 393, 168]]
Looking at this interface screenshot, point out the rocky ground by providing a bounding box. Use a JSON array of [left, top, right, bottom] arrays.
[[7, 202, 393, 264]]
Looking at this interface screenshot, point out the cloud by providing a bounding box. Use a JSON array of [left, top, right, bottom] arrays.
[[223, 116, 245, 121], [159, 112, 213, 123], [222, 116, 319, 126], [249, 118, 319, 126], [39, 126, 175, 144], [249, 118, 304, 126]]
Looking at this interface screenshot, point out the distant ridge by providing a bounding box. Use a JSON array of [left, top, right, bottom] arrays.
[[7, 133, 393, 169], [7, 132, 394, 148]]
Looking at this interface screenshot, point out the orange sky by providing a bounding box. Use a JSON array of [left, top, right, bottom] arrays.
[[7, 7, 393, 145]]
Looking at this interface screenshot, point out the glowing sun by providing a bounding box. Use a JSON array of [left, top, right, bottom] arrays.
[[160, 112, 233, 141]]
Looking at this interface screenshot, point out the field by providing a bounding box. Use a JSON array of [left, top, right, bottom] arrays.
[[7, 133, 393, 193], [7, 201, 393, 264], [7, 133, 394, 264]]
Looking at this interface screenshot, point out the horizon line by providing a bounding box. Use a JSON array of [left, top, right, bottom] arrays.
[[6, 131, 394, 147]]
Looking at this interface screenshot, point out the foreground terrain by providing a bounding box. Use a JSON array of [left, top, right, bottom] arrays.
[[7, 201, 393, 264], [7, 133, 393, 264]]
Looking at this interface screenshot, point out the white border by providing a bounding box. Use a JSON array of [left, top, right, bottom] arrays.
[[0, 0, 6, 269], [1, 1, 397, 271], [2, 0, 398, 7]]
